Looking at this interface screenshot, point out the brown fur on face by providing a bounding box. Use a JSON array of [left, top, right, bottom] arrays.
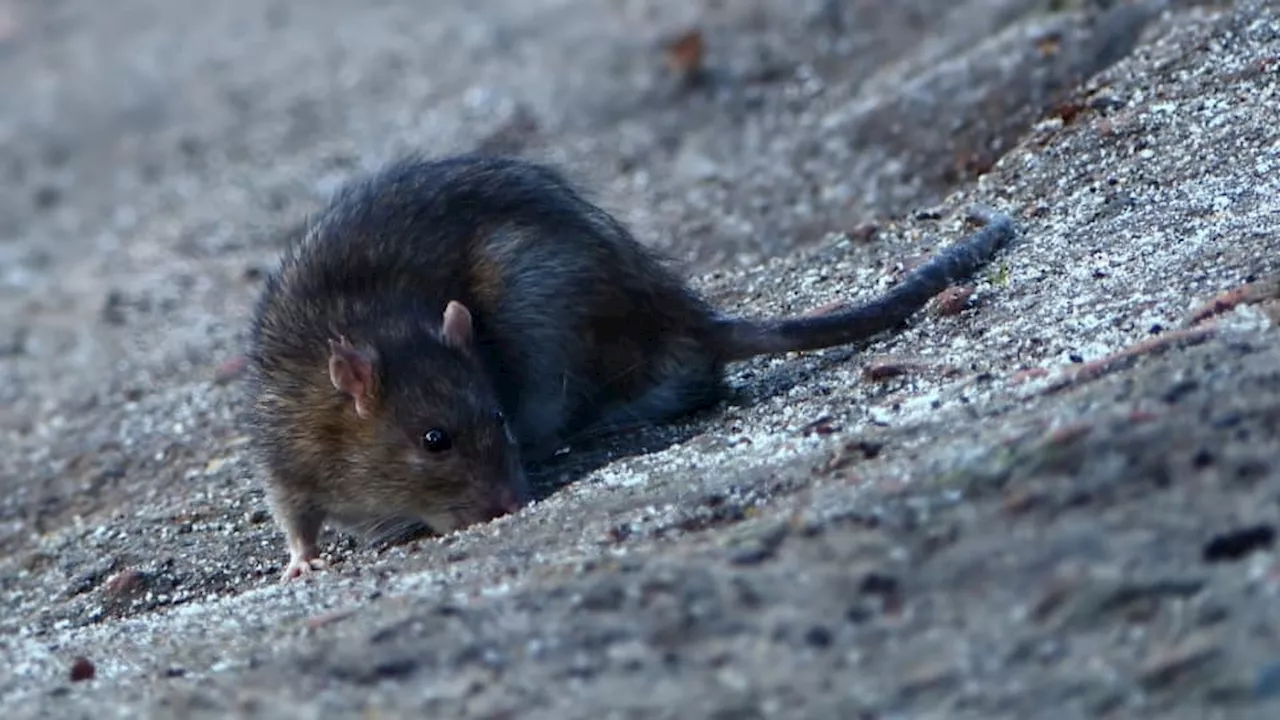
[[318, 310, 523, 526], [248, 277, 528, 579]]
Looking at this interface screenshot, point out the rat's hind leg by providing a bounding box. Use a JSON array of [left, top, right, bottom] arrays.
[[587, 361, 726, 438]]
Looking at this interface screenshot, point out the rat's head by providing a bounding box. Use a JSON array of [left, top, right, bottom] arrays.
[[327, 301, 529, 534]]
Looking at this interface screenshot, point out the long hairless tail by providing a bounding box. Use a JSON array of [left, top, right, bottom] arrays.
[[716, 208, 1016, 361]]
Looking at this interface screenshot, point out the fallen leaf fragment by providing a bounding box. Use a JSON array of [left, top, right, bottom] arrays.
[[665, 29, 704, 76], [1186, 274, 1280, 325], [1044, 325, 1218, 395]]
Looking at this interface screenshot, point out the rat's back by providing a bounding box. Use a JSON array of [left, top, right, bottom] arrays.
[[275, 154, 644, 298], [249, 155, 569, 371]]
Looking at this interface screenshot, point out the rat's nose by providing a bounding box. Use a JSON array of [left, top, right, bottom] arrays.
[[497, 485, 525, 514]]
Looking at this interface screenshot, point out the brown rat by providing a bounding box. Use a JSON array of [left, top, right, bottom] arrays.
[[246, 154, 1015, 581]]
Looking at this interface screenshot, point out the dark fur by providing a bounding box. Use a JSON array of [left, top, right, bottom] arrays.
[[246, 153, 1015, 574]]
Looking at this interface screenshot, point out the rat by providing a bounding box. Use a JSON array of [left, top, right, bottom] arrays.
[[245, 153, 1015, 581]]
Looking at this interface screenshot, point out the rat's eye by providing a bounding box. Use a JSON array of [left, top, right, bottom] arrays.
[[421, 428, 452, 453], [494, 410, 506, 425]]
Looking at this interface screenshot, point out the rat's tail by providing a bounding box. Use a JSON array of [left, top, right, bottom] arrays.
[[715, 208, 1016, 362]]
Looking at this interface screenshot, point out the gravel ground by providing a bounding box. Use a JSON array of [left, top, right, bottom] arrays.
[[2, 0, 1280, 718]]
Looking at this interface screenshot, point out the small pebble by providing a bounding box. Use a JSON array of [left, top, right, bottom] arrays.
[[69, 656, 95, 682]]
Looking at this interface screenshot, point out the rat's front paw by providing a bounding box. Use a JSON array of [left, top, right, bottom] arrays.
[[280, 554, 328, 582]]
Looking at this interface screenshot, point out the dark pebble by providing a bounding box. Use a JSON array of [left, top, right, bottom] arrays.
[[69, 656, 95, 682]]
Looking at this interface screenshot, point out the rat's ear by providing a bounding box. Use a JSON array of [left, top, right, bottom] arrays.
[[328, 336, 377, 419], [440, 301, 473, 350]]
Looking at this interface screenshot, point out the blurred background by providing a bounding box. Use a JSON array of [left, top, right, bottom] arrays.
[[0, 0, 1148, 422]]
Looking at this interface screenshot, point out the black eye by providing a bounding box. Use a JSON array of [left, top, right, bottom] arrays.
[[421, 428, 452, 453], [494, 410, 506, 425]]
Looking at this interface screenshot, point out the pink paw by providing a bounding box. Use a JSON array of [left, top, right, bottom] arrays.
[[280, 554, 328, 582]]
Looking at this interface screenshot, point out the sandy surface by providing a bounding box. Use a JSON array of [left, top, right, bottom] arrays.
[[2, 0, 1279, 717]]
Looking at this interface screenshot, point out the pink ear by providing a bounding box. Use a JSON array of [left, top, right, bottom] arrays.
[[328, 336, 376, 419], [440, 301, 473, 350]]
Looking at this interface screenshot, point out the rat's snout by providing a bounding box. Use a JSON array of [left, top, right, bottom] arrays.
[[496, 484, 525, 514], [465, 461, 529, 524], [490, 462, 531, 515], [497, 448, 531, 514]]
